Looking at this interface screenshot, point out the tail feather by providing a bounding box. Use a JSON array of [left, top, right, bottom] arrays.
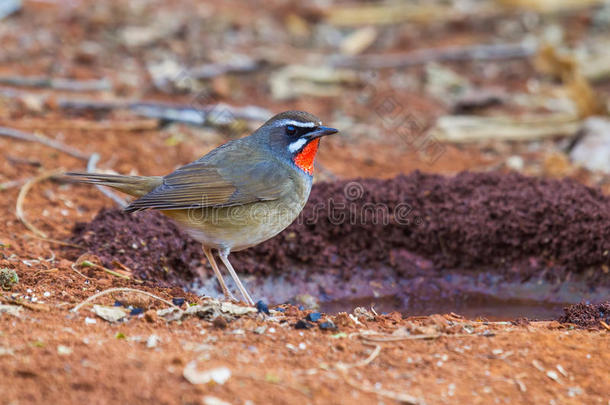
[[64, 172, 163, 198]]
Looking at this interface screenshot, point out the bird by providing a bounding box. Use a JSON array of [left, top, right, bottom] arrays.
[[65, 111, 338, 306]]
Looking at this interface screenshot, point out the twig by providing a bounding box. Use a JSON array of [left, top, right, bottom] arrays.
[[3, 297, 51, 312], [70, 263, 92, 280], [188, 59, 261, 80], [332, 42, 537, 69], [0, 90, 272, 126], [26, 234, 85, 249], [87, 153, 128, 208], [235, 374, 311, 399], [75, 260, 131, 280], [13, 118, 159, 132], [0, 126, 90, 160], [129, 102, 271, 126], [16, 169, 63, 238], [58, 99, 271, 124], [358, 333, 442, 342], [339, 370, 420, 404], [337, 345, 381, 370], [71, 287, 182, 313], [333, 344, 421, 404], [0, 76, 112, 92], [0, 178, 27, 190]]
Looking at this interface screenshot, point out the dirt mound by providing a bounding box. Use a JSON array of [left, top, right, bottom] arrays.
[[69, 209, 203, 285], [68, 171, 610, 286], [559, 301, 610, 329]]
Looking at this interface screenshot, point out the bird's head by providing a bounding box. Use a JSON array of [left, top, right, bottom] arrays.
[[253, 111, 338, 175]]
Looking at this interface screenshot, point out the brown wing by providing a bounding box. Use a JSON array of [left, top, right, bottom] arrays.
[[124, 140, 293, 212]]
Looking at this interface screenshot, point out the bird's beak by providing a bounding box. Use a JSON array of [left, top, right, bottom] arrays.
[[307, 126, 339, 140]]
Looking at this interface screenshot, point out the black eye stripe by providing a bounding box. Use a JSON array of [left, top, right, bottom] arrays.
[[286, 124, 317, 137]]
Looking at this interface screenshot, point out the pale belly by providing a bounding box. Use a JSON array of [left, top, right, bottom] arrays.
[[162, 197, 306, 252]]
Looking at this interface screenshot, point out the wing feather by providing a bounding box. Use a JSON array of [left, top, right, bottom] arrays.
[[125, 141, 292, 212]]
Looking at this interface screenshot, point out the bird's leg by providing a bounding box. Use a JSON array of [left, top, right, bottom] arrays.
[[217, 248, 255, 306], [202, 246, 236, 302]]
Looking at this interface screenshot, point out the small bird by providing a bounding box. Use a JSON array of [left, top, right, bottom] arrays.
[[66, 111, 338, 305]]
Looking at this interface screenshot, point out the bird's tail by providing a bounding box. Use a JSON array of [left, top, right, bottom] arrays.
[[63, 172, 163, 198]]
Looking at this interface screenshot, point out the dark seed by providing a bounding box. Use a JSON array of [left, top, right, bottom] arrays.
[[295, 320, 315, 330], [306, 312, 321, 322], [318, 321, 337, 331], [130, 308, 143, 315], [172, 298, 185, 306], [256, 300, 270, 315]]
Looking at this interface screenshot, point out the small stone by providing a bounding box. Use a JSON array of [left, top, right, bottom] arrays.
[[319, 321, 338, 331], [146, 334, 160, 348], [84, 317, 97, 325], [306, 312, 322, 322], [294, 320, 315, 330], [546, 370, 560, 382], [92, 305, 127, 323], [172, 297, 185, 306], [256, 300, 270, 315], [57, 345, 72, 355], [254, 326, 267, 335], [183, 362, 231, 385], [202, 396, 231, 405]]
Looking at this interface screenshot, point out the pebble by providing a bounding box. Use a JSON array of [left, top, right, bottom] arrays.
[[318, 321, 337, 331], [57, 345, 73, 355], [306, 312, 321, 322], [255, 300, 270, 315], [43, 292, 51, 297], [84, 317, 97, 325], [295, 320, 315, 330], [146, 334, 160, 348]]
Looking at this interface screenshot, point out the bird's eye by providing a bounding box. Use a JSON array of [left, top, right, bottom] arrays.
[[286, 125, 296, 136]]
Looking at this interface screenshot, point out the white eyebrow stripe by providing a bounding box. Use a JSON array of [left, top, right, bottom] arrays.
[[272, 119, 319, 128], [288, 138, 308, 153]]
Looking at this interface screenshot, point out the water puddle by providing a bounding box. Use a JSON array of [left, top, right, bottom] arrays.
[[319, 294, 568, 321], [194, 267, 608, 321]]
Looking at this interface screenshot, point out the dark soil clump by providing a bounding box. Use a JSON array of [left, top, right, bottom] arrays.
[[68, 171, 610, 286], [558, 301, 610, 328], [69, 209, 202, 285]]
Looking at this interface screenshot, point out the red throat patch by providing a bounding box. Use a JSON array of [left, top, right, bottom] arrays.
[[293, 138, 320, 175]]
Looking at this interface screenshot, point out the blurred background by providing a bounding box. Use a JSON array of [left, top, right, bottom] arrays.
[[2, 0, 610, 186]]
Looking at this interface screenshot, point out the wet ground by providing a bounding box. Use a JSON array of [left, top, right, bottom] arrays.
[[1, 0, 609, 404]]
